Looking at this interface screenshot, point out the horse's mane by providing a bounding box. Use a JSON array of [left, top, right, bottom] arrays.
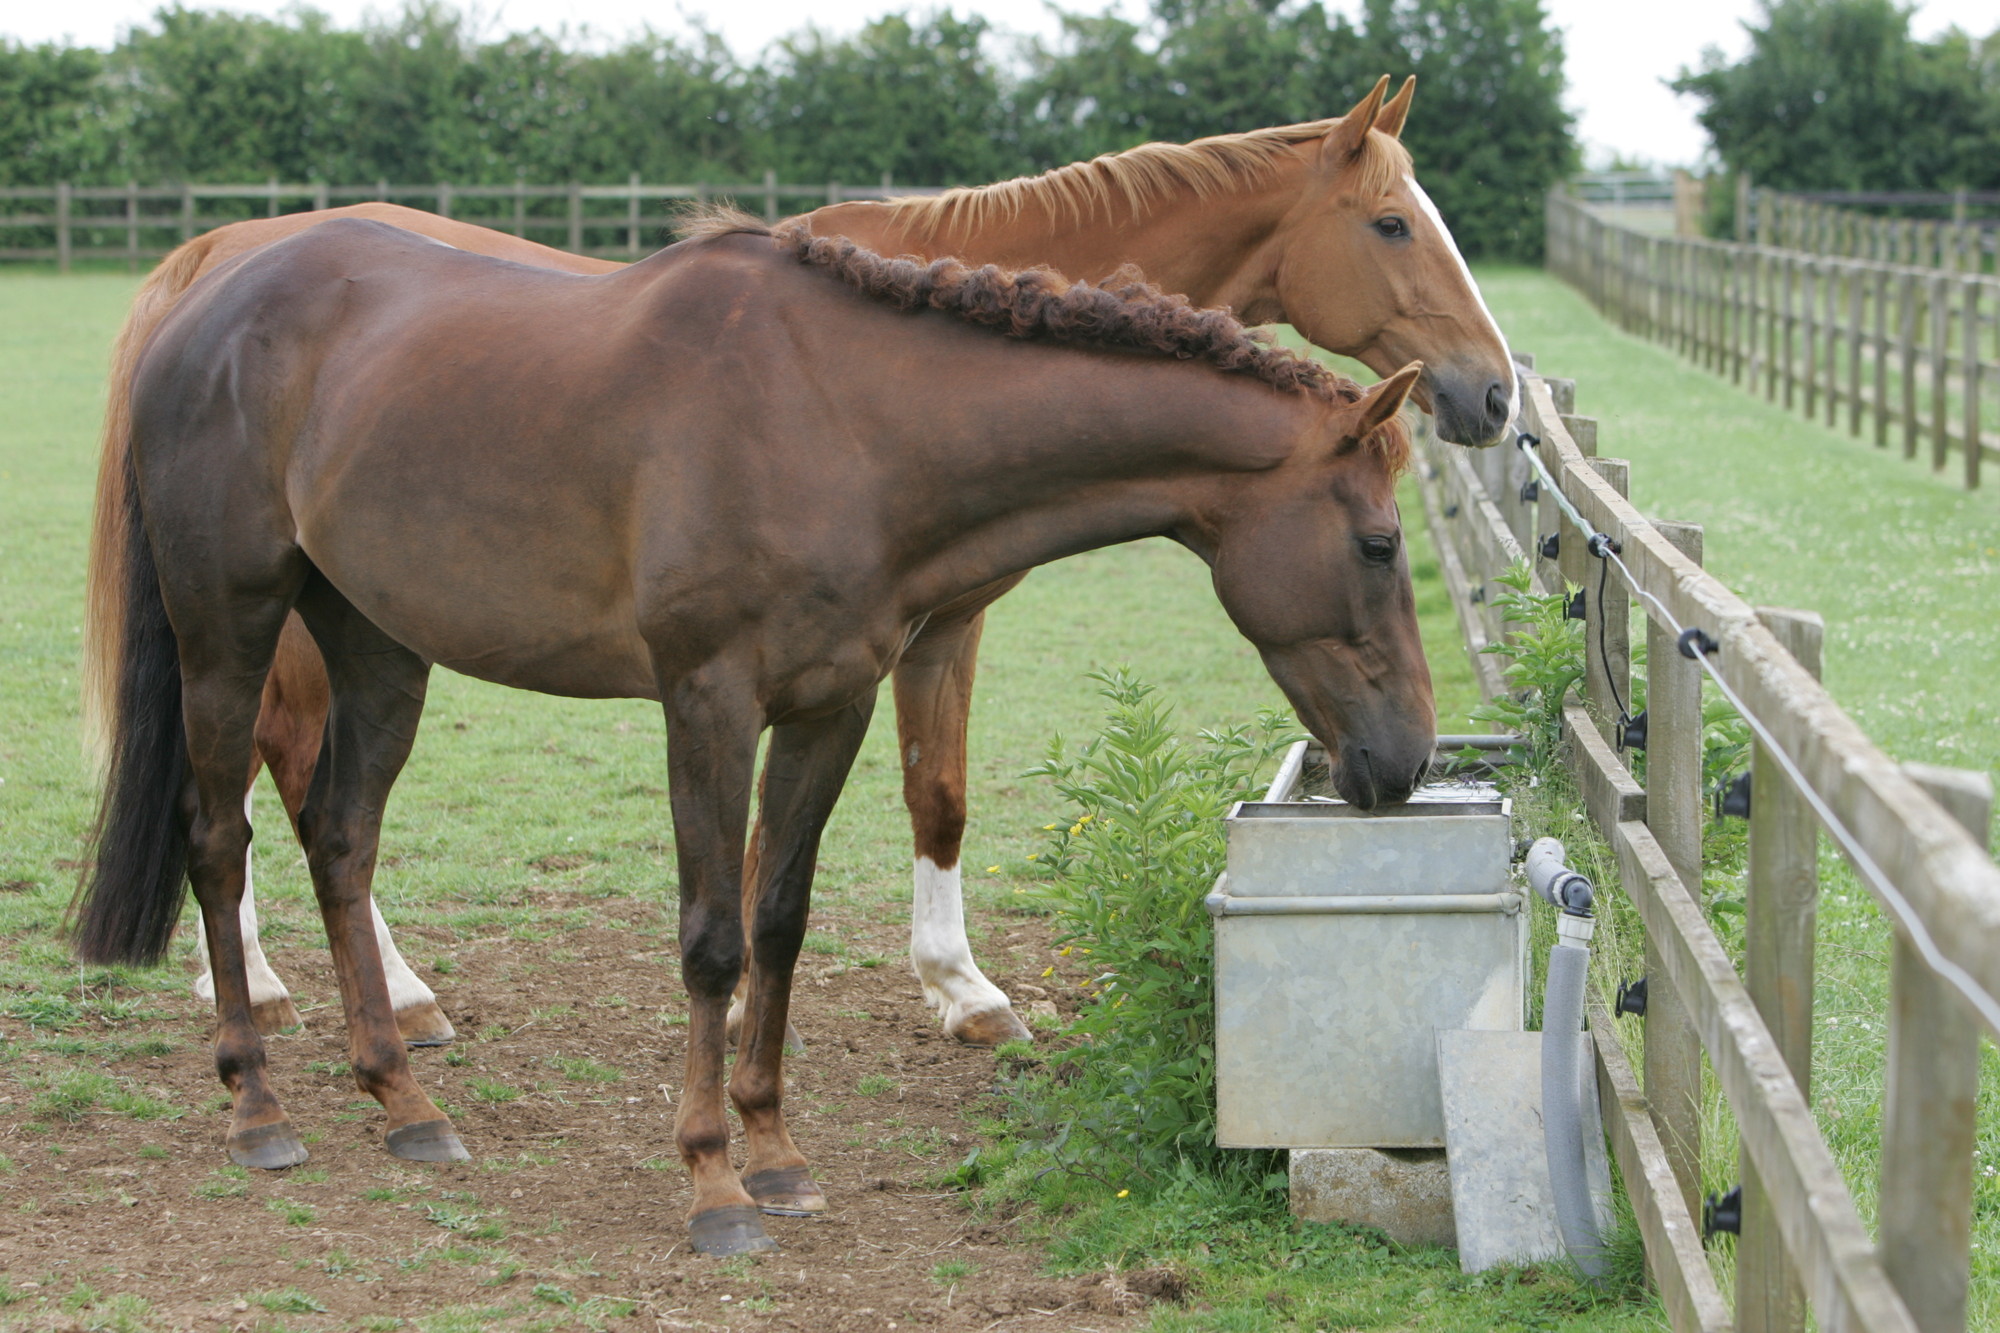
[[676, 207, 1409, 471], [880, 122, 1411, 239]]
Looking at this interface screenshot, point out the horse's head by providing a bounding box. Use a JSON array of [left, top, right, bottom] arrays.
[[1270, 77, 1518, 448], [1200, 363, 1435, 811]]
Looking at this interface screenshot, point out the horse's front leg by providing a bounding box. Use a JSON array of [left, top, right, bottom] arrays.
[[733, 697, 875, 1217], [892, 605, 1031, 1046], [662, 670, 772, 1255]]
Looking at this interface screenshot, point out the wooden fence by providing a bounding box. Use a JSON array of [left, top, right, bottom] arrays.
[[0, 177, 947, 269], [1741, 187, 1999, 271], [1546, 191, 2000, 489], [1415, 360, 2000, 1332]]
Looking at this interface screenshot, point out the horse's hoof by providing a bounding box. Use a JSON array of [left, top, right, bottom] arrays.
[[743, 1165, 827, 1217], [947, 1004, 1032, 1047], [690, 1204, 779, 1255], [249, 996, 303, 1036], [227, 1119, 308, 1170], [385, 1119, 470, 1163], [396, 1000, 457, 1047]]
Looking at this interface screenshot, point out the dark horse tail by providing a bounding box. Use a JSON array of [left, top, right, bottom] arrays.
[[72, 450, 191, 966]]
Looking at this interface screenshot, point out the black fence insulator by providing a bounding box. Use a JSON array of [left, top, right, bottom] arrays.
[[1520, 477, 1540, 504], [1703, 1185, 1743, 1241], [1677, 626, 1719, 659], [1716, 771, 1752, 820], [1469, 586, 1485, 604], [1564, 589, 1587, 621], [1539, 533, 1560, 560], [1620, 708, 1649, 752], [1443, 503, 1460, 519], [1586, 532, 1621, 558], [1615, 976, 1648, 1017]]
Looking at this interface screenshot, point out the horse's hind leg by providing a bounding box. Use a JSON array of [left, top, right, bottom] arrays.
[[258, 615, 455, 1046], [892, 606, 1030, 1047], [291, 579, 466, 1163], [192, 785, 304, 1034], [175, 598, 311, 1170], [733, 697, 874, 1219]]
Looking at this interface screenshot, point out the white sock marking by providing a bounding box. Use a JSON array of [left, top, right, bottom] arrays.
[[909, 856, 1012, 1025], [373, 899, 438, 1014]]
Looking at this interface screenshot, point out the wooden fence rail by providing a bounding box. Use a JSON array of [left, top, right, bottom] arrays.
[[0, 177, 948, 269], [1413, 357, 2000, 1332], [1546, 191, 2000, 490], [1742, 187, 1998, 272]]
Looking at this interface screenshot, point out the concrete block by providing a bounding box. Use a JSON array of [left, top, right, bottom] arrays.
[[1288, 1147, 1455, 1248]]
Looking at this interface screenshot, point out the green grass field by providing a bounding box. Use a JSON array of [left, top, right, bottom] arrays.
[[1, 260, 1994, 1330]]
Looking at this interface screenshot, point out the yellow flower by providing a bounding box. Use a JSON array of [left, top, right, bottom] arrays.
[[1079, 813, 1094, 824], [1041, 966, 1054, 978], [1116, 1189, 1130, 1199], [1068, 824, 1083, 836], [985, 865, 1000, 874], [1014, 887, 1026, 894], [1026, 853, 1038, 861], [1081, 948, 1091, 954], [1043, 823, 1058, 831], [1059, 946, 1072, 956]]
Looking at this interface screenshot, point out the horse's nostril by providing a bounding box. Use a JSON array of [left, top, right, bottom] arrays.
[[1484, 380, 1510, 424]]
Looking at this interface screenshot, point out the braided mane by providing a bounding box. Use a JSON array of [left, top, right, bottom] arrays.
[[675, 208, 1410, 472]]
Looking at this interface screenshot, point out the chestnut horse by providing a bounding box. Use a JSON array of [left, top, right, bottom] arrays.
[[76, 215, 1432, 1255], [81, 75, 1511, 1047]]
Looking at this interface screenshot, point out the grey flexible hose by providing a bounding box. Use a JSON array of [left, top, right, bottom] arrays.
[[1528, 837, 1608, 1281]]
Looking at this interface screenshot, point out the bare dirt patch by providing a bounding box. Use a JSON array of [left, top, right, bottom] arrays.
[[0, 904, 1149, 1332]]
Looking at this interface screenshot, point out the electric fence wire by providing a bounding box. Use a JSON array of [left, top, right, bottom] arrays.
[[1510, 432, 2000, 1039]]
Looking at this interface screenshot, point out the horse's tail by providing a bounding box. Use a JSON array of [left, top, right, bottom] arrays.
[[81, 233, 216, 771], [71, 440, 192, 967]]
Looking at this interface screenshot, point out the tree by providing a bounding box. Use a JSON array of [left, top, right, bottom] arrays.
[[1672, 0, 2000, 192], [1356, 0, 1574, 261]]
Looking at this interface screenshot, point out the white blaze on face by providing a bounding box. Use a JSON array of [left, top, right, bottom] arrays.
[[909, 856, 1012, 1024], [1405, 174, 1520, 430]]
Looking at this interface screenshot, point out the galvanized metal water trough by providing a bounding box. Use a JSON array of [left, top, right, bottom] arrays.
[[1209, 739, 1524, 1150]]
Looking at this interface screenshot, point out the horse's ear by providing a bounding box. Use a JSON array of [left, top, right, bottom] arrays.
[[1374, 76, 1415, 140], [1350, 362, 1424, 442], [1320, 75, 1391, 167]]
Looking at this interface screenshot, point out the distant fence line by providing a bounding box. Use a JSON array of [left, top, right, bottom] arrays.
[[0, 177, 950, 269], [1741, 186, 1998, 272], [1547, 190, 2000, 490]]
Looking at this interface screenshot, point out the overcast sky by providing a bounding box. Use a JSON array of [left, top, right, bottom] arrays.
[[5, 0, 1995, 169]]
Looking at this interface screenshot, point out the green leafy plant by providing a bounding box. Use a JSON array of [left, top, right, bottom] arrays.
[[1469, 561, 1586, 764], [1001, 669, 1297, 1187]]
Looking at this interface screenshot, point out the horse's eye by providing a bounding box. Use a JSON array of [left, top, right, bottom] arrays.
[[1373, 216, 1409, 240], [1359, 535, 1399, 565]]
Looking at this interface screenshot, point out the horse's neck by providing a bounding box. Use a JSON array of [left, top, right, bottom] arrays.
[[808, 158, 1305, 319], [887, 355, 1309, 612]]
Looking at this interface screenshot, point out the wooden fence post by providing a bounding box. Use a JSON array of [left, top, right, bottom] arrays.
[[438, 180, 453, 220], [180, 182, 194, 245], [125, 180, 139, 273], [1931, 274, 1950, 472], [512, 180, 525, 238], [567, 182, 582, 253], [1872, 267, 1890, 448], [627, 172, 641, 257], [1880, 764, 1991, 1333], [1962, 279, 1982, 490], [1846, 263, 1863, 436], [763, 169, 778, 223], [55, 182, 71, 273], [313, 181, 329, 212], [1646, 518, 1706, 1226], [1782, 256, 1797, 411], [1738, 608, 1824, 1333], [1899, 273, 1920, 460], [1802, 259, 1818, 420]]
